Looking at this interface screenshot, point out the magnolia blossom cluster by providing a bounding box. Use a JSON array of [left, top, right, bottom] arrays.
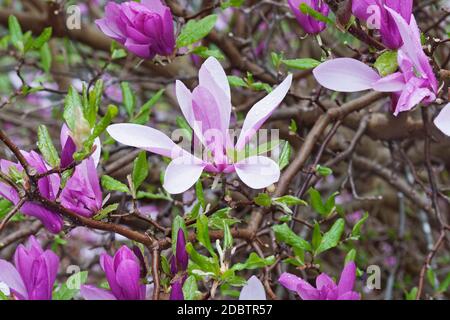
[[0, 125, 102, 234]]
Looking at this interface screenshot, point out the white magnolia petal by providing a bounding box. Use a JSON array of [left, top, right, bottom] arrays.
[[163, 156, 206, 194], [234, 156, 280, 189], [434, 103, 450, 136], [239, 276, 266, 300]]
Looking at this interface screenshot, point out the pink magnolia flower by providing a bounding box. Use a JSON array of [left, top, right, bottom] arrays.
[[288, 0, 330, 34], [107, 57, 292, 194], [170, 229, 188, 300], [313, 8, 437, 116], [239, 276, 266, 300], [96, 0, 175, 59], [0, 151, 63, 233], [0, 236, 59, 300], [352, 0, 413, 49], [279, 262, 360, 300], [80, 246, 146, 300], [434, 103, 450, 136]]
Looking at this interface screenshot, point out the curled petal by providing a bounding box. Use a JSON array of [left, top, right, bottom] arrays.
[[372, 72, 405, 92], [337, 262, 357, 296], [0, 260, 27, 299], [80, 285, 117, 300], [313, 58, 381, 92]]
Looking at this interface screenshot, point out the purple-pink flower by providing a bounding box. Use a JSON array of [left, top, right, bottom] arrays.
[[81, 246, 146, 300], [288, 0, 330, 34], [279, 262, 360, 300], [0, 151, 63, 233], [96, 0, 175, 59], [0, 236, 59, 300], [352, 0, 413, 49], [107, 57, 292, 194], [313, 8, 437, 116]]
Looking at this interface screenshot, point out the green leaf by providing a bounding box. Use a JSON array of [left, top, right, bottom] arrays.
[[272, 223, 311, 251], [132, 89, 164, 125], [278, 141, 292, 171], [186, 243, 219, 274], [33, 27, 52, 49], [316, 165, 333, 177], [176, 14, 218, 47], [182, 275, 201, 300], [315, 218, 345, 255], [221, 0, 244, 9], [227, 76, 247, 88], [101, 175, 130, 194], [438, 273, 450, 293], [37, 125, 60, 167], [197, 214, 215, 257], [93, 203, 119, 221], [273, 195, 307, 207], [374, 51, 398, 77], [171, 215, 187, 255], [8, 15, 23, 52], [289, 119, 297, 133], [111, 48, 127, 60], [223, 221, 233, 249], [86, 79, 104, 127], [132, 151, 148, 190], [345, 249, 357, 263], [209, 208, 240, 230], [311, 222, 322, 251], [40, 42, 52, 74], [351, 212, 369, 238], [120, 82, 136, 117], [231, 252, 275, 271], [254, 193, 272, 207], [53, 271, 88, 300], [282, 58, 321, 70], [195, 180, 205, 210], [64, 86, 84, 132], [191, 46, 224, 60], [405, 287, 418, 300]]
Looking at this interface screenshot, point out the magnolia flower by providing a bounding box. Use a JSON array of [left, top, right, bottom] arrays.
[[0, 151, 63, 233], [313, 8, 437, 116], [0, 236, 59, 300], [434, 103, 450, 136], [107, 57, 292, 194], [170, 229, 188, 300], [81, 246, 146, 300], [96, 0, 175, 59], [288, 0, 330, 34], [239, 276, 266, 300], [352, 0, 413, 49], [279, 262, 360, 300]]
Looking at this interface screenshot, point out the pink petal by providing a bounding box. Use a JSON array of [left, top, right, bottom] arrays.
[[0, 260, 27, 299], [198, 57, 232, 132], [80, 285, 117, 300], [141, 0, 166, 16], [234, 156, 280, 189], [115, 260, 143, 300], [279, 272, 304, 292], [239, 276, 266, 300], [316, 273, 336, 290], [372, 72, 405, 92], [338, 291, 361, 300], [337, 262, 356, 296], [163, 155, 206, 194], [107, 124, 185, 159], [236, 74, 292, 150], [313, 58, 381, 92], [434, 103, 450, 136]]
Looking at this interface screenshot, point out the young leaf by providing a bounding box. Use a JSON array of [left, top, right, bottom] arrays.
[[254, 193, 272, 207], [176, 14, 218, 48], [374, 51, 398, 77], [223, 221, 233, 249], [227, 76, 247, 88], [351, 212, 369, 238], [195, 180, 205, 210], [272, 223, 311, 251], [182, 276, 201, 300], [64, 86, 84, 132], [315, 218, 345, 255], [191, 46, 224, 60], [273, 195, 307, 207], [93, 203, 119, 221], [282, 58, 321, 70], [8, 15, 23, 52], [101, 175, 130, 194], [132, 151, 148, 190], [311, 222, 322, 251], [278, 141, 292, 171], [40, 42, 52, 74], [32, 27, 52, 49], [133, 89, 164, 125], [231, 252, 275, 271], [120, 82, 136, 117], [37, 125, 60, 167], [197, 214, 215, 257]]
